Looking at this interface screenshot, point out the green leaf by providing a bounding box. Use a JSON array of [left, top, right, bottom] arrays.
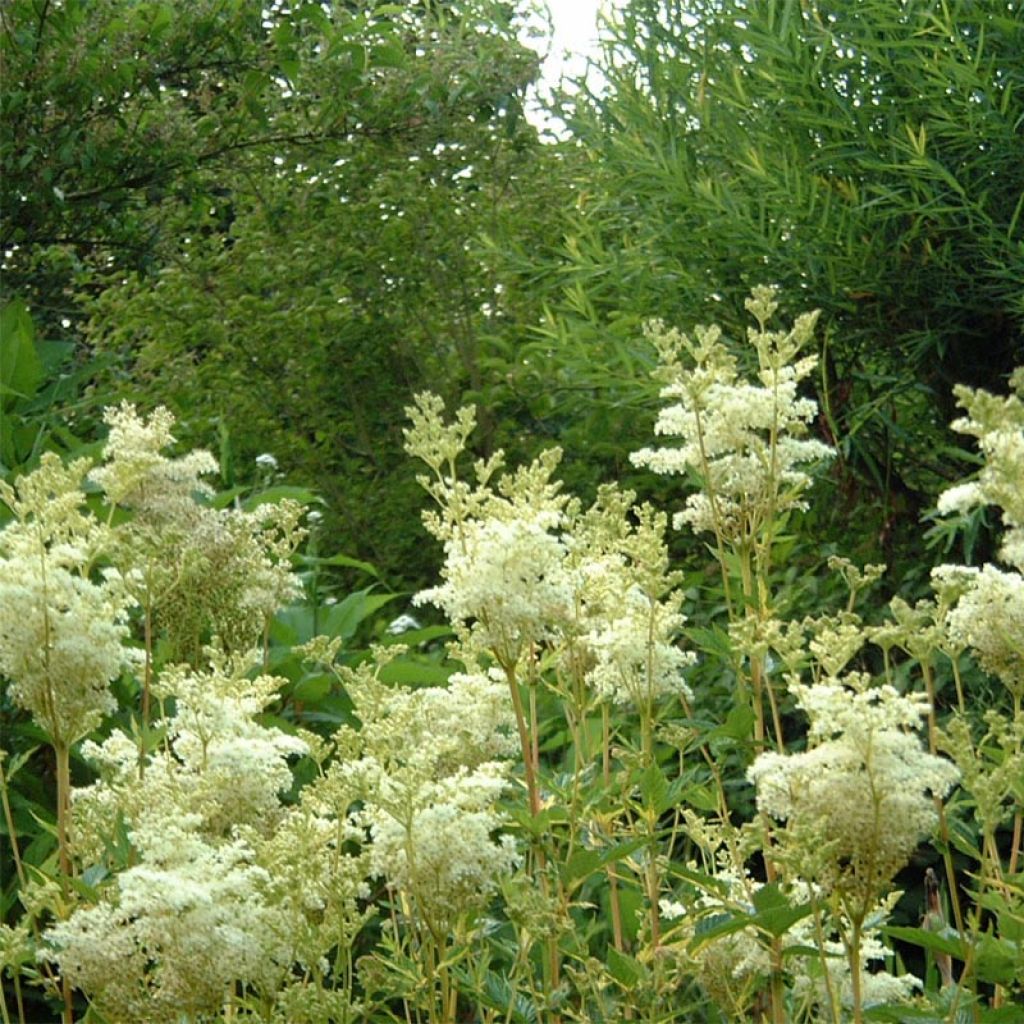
[[884, 924, 965, 959], [638, 761, 669, 813], [710, 702, 755, 742], [973, 933, 1021, 986], [606, 946, 643, 988], [682, 782, 721, 813], [319, 589, 397, 641], [750, 883, 813, 938], [0, 300, 43, 402], [562, 837, 645, 889], [2, 746, 40, 781], [371, 40, 406, 68], [294, 552, 381, 578], [378, 624, 453, 647], [376, 658, 454, 687], [241, 486, 320, 511], [270, 605, 314, 646], [291, 673, 331, 704], [692, 911, 750, 947], [665, 861, 730, 897]]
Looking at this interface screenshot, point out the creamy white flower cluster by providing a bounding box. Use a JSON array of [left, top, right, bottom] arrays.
[[331, 660, 520, 925], [937, 368, 1024, 571], [406, 398, 695, 706], [630, 286, 833, 540], [566, 492, 696, 707], [49, 654, 313, 1022], [47, 825, 284, 1023], [933, 368, 1024, 697], [786, 888, 922, 1014], [46, 651, 307, 1019], [748, 676, 959, 908], [0, 454, 136, 745], [417, 511, 575, 663], [89, 401, 219, 515], [938, 564, 1024, 697], [96, 403, 304, 658], [410, 421, 575, 665]]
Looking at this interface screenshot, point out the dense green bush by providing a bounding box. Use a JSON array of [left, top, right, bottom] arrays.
[[507, 0, 1024, 577]]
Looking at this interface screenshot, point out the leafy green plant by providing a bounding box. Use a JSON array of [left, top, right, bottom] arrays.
[[1, 296, 1021, 1023], [514, 0, 1024, 580]]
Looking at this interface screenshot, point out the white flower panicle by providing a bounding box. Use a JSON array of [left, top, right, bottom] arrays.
[[939, 564, 1024, 696], [0, 563, 133, 745], [565, 488, 695, 707], [46, 827, 286, 1024], [583, 587, 694, 707], [51, 653, 314, 1019], [406, 401, 695, 705], [933, 368, 1024, 697], [89, 402, 218, 514], [630, 286, 833, 540], [0, 453, 135, 745], [415, 511, 574, 663], [937, 368, 1024, 571], [361, 764, 519, 911], [88, 402, 304, 660], [72, 653, 307, 853], [331, 656, 519, 923], [748, 675, 959, 906], [406, 391, 574, 664]]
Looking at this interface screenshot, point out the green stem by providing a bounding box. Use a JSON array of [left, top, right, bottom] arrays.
[[639, 702, 661, 950], [504, 664, 560, 1016], [53, 742, 74, 1024], [848, 916, 864, 1024], [693, 407, 735, 619], [812, 900, 841, 1024], [0, 758, 27, 891], [769, 939, 786, 1024], [602, 704, 626, 957], [505, 665, 540, 819]]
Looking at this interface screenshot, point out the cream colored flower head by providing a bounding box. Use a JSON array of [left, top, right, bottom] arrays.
[[631, 288, 833, 541], [748, 676, 959, 906]]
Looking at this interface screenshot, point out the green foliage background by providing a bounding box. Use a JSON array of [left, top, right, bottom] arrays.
[[5, 0, 1021, 585], [2, 2, 1024, 1020]]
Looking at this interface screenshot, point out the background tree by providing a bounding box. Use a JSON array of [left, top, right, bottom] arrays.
[[2, 0, 575, 584]]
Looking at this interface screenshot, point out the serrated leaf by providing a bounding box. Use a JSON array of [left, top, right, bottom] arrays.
[[638, 761, 669, 812], [692, 911, 749, 947], [606, 946, 643, 988], [3, 746, 40, 781], [750, 883, 813, 937]]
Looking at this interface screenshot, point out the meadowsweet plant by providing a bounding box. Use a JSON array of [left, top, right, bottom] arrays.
[[748, 675, 959, 1017], [631, 286, 830, 546], [1, 406, 311, 1022], [2, 306, 1022, 1024], [404, 390, 700, 1008], [926, 369, 1024, 1007], [0, 452, 137, 1018], [0, 454, 136, 750], [632, 286, 834, 752]]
